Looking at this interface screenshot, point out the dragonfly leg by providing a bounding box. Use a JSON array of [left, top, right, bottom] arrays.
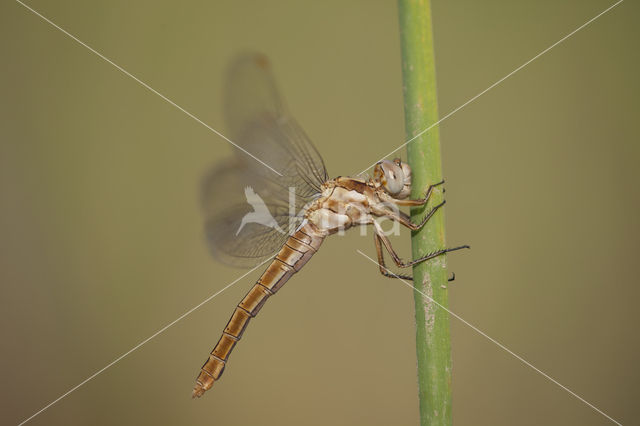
[[374, 232, 413, 280], [376, 199, 446, 231], [392, 179, 444, 206], [374, 222, 470, 268]]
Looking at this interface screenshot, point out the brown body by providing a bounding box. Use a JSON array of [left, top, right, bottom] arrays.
[[193, 177, 382, 397], [194, 167, 466, 398], [193, 222, 324, 398]]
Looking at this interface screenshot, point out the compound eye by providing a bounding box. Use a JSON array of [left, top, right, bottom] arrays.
[[380, 160, 404, 195], [396, 161, 412, 199], [400, 162, 411, 181]]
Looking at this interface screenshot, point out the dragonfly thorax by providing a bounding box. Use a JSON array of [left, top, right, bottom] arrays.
[[305, 177, 382, 235]]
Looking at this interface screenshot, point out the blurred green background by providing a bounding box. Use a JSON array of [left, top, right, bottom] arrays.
[[1, 1, 638, 425]]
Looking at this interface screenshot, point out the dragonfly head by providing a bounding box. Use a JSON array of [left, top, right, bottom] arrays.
[[374, 158, 412, 199]]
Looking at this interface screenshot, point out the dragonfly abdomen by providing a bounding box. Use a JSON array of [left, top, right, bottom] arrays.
[[193, 223, 325, 398]]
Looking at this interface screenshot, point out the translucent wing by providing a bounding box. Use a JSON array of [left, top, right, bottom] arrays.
[[201, 53, 328, 268]]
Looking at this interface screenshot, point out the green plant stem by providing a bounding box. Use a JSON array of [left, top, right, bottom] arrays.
[[398, 1, 452, 425]]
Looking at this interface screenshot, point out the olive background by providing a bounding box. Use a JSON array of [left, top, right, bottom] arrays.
[[1, 1, 638, 425]]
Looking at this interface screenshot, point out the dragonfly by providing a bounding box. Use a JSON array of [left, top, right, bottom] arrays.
[[193, 53, 468, 398]]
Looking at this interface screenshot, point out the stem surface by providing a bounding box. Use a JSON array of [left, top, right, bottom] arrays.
[[398, 1, 452, 424]]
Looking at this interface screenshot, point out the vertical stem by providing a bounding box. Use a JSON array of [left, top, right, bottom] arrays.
[[398, 1, 452, 425]]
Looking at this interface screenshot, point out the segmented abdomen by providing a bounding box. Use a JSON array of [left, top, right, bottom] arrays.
[[193, 223, 324, 398]]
